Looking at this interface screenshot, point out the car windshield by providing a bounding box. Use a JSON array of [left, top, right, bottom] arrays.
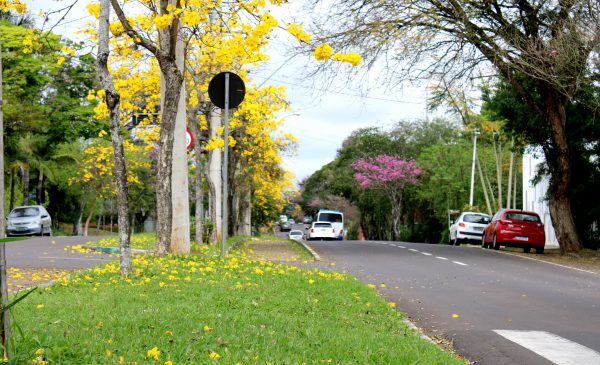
[[463, 214, 490, 224], [9, 207, 39, 218], [290, 231, 303, 236], [314, 223, 332, 228], [318, 213, 342, 223]]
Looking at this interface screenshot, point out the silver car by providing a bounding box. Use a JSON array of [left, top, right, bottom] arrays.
[[7, 205, 52, 236]]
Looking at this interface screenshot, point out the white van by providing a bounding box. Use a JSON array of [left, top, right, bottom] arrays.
[[316, 209, 344, 240]]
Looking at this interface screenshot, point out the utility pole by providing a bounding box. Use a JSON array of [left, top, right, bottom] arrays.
[[469, 128, 479, 207]]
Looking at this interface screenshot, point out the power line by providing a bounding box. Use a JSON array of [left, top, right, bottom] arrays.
[[254, 76, 426, 105]]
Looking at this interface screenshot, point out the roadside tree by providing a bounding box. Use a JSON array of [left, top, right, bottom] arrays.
[[352, 155, 421, 240]]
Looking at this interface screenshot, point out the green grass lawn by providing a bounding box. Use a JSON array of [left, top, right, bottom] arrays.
[[0, 237, 28, 243], [10, 251, 462, 364]]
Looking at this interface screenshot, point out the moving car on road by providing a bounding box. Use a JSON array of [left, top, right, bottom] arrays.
[[482, 209, 545, 253], [307, 222, 336, 241], [316, 209, 344, 240], [7, 205, 52, 236], [280, 220, 292, 232], [449, 212, 491, 245], [288, 230, 304, 240]]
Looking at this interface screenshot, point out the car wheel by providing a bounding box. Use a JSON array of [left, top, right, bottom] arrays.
[[535, 247, 544, 254], [492, 234, 500, 250], [38, 226, 44, 236], [453, 237, 461, 246], [523, 247, 531, 253], [481, 236, 488, 249]]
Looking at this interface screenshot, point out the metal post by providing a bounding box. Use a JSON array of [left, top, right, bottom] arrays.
[[469, 129, 478, 207], [221, 73, 230, 257]]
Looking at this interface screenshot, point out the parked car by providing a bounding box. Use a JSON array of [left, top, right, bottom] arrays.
[[449, 212, 491, 245], [307, 222, 336, 241], [7, 205, 52, 236], [280, 220, 292, 232], [288, 230, 304, 240], [482, 209, 545, 253]]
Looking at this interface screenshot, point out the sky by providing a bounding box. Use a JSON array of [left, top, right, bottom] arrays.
[[29, 0, 431, 183]]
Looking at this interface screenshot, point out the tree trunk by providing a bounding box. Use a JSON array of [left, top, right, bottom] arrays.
[[36, 169, 44, 205], [21, 165, 29, 206], [9, 168, 15, 212], [188, 104, 205, 244], [240, 189, 252, 236], [543, 89, 582, 253], [390, 190, 403, 241], [207, 109, 222, 243], [74, 200, 85, 236], [167, 32, 190, 254], [492, 136, 503, 209], [83, 200, 96, 237], [506, 137, 514, 209], [154, 65, 183, 254], [98, 0, 132, 275], [476, 157, 493, 215]]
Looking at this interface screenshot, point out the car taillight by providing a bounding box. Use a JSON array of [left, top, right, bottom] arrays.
[[458, 222, 465, 227]]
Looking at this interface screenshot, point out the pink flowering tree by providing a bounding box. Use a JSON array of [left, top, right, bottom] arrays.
[[352, 155, 422, 240]]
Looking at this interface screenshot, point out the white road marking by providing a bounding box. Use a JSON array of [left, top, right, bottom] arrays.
[[436, 256, 448, 260], [408, 248, 418, 252], [398, 245, 406, 248], [452, 261, 468, 266], [421, 252, 432, 256], [494, 330, 600, 365]]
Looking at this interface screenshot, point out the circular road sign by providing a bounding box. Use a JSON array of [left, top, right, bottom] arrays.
[[208, 72, 246, 109], [186, 128, 194, 151]]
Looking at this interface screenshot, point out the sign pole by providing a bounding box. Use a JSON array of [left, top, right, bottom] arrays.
[[221, 73, 230, 257]]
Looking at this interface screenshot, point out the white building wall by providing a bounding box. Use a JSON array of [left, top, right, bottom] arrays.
[[522, 151, 559, 248]]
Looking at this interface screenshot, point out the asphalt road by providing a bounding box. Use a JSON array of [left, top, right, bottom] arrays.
[[3, 235, 113, 269], [282, 224, 600, 365]]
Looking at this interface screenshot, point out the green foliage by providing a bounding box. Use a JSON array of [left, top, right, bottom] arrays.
[[483, 79, 600, 249]]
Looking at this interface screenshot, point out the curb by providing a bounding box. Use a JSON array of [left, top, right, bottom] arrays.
[[296, 239, 320, 261], [81, 245, 150, 255], [402, 316, 434, 343], [226, 237, 253, 254]]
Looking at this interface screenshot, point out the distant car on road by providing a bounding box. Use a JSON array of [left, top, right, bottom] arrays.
[[7, 205, 52, 236], [307, 222, 336, 241], [449, 212, 491, 245], [279, 215, 288, 225], [288, 230, 304, 240], [482, 209, 545, 254], [302, 216, 312, 224], [280, 220, 292, 232], [288, 219, 295, 225]]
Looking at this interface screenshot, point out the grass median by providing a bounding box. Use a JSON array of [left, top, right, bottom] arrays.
[[10, 247, 462, 364]]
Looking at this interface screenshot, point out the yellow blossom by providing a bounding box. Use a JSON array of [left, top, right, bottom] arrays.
[[209, 351, 220, 360], [36, 304, 44, 309], [332, 52, 362, 66], [147, 346, 160, 360], [313, 43, 332, 61]]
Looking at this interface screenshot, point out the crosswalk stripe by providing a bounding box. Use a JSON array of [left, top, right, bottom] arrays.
[[494, 330, 600, 365]]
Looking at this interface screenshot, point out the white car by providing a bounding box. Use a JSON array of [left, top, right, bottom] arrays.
[[307, 222, 336, 241], [449, 212, 491, 246], [7, 205, 52, 236], [288, 230, 304, 240]]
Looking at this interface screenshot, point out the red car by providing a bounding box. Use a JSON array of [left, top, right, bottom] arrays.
[[482, 209, 546, 254]]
